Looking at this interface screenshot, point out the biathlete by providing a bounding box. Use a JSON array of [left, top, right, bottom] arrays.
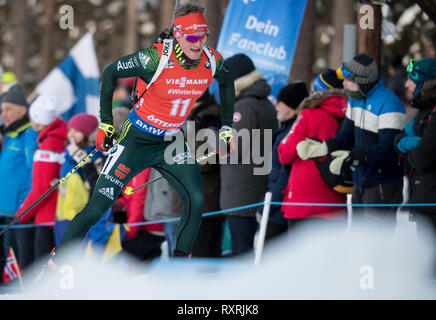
[[57, 4, 235, 257]]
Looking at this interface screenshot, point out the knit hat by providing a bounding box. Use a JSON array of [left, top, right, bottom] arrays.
[[406, 57, 436, 98], [340, 54, 379, 95], [313, 69, 344, 91], [342, 54, 379, 84], [1, 71, 17, 84], [1, 84, 28, 108], [67, 113, 98, 137], [277, 81, 309, 109], [29, 95, 58, 125], [224, 53, 255, 80]]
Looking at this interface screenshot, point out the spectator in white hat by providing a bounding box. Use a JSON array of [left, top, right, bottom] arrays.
[[15, 95, 67, 270]]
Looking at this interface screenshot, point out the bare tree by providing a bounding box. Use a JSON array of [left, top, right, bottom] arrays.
[[12, 0, 28, 85], [329, 0, 354, 68], [199, 0, 226, 48], [39, 0, 55, 82], [289, 0, 316, 86], [159, 0, 175, 34], [357, 2, 382, 68], [124, 0, 138, 55]]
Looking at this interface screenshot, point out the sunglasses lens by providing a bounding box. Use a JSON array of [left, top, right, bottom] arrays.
[[186, 35, 206, 43]]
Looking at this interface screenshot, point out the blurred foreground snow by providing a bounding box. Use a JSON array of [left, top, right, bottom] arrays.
[[2, 212, 434, 300]]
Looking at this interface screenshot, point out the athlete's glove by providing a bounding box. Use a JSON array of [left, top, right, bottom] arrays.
[[95, 123, 115, 152], [296, 137, 328, 160], [219, 126, 235, 158]]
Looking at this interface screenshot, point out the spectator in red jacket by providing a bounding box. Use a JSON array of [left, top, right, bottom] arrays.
[[16, 95, 67, 268], [277, 69, 347, 230]]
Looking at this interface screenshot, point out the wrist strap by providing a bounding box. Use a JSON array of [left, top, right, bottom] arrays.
[[98, 123, 114, 135]]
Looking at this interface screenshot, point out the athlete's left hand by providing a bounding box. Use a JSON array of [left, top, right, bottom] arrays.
[[219, 126, 235, 158]]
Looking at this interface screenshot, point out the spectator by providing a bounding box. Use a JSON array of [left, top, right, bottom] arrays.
[[54, 113, 103, 246], [112, 78, 134, 109], [0, 85, 38, 276], [119, 168, 166, 262], [278, 69, 348, 230], [394, 57, 436, 268], [220, 53, 278, 256], [15, 95, 67, 268], [189, 93, 224, 258], [297, 54, 406, 231], [259, 81, 308, 241], [112, 106, 131, 135], [385, 56, 408, 104]]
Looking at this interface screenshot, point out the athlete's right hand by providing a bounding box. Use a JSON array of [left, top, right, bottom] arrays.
[[95, 123, 115, 152]]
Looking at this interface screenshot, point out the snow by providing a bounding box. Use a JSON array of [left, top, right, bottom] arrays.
[[2, 212, 435, 300]]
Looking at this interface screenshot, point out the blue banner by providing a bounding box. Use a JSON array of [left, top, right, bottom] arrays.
[[216, 0, 307, 100]]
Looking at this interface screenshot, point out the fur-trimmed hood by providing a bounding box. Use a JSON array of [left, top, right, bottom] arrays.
[[297, 88, 348, 119], [421, 77, 436, 101], [234, 71, 270, 99]]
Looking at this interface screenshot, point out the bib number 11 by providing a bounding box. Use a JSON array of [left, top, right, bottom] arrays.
[[170, 98, 192, 117]]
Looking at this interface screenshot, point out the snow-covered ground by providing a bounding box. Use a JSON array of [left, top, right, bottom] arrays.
[[2, 209, 435, 300]]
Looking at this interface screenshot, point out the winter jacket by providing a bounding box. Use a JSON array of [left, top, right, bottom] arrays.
[[18, 118, 67, 225], [394, 77, 436, 216], [188, 96, 222, 217], [0, 117, 38, 214], [220, 71, 278, 218], [278, 89, 348, 219], [259, 116, 297, 225], [331, 80, 405, 188]]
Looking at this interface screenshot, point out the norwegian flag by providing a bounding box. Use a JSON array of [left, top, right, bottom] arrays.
[[2, 247, 22, 283]]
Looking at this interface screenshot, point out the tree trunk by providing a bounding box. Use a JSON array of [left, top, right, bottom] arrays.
[[329, 0, 354, 68], [159, 0, 175, 34], [199, 0, 226, 48], [12, 0, 28, 85], [416, 0, 436, 23], [357, 2, 382, 68], [124, 0, 138, 55], [39, 0, 55, 82], [289, 0, 316, 86]]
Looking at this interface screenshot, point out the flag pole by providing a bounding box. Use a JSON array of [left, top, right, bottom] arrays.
[[10, 247, 24, 292]]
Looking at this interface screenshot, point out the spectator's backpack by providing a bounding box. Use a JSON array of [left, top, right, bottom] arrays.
[[314, 116, 354, 194]]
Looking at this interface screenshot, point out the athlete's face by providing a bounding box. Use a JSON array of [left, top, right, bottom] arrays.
[[177, 32, 207, 61]]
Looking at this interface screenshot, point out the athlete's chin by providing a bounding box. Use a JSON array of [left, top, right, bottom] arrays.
[[187, 49, 202, 61]]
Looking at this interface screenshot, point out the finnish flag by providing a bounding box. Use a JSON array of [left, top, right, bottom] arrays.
[[35, 30, 100, 121]]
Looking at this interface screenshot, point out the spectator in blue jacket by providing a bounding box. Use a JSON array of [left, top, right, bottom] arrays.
[[297, 54, 406, 230], [258, 81, 308, 241], [0, 85, 38, 277]]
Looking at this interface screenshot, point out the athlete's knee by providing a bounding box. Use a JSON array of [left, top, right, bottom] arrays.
[[188, 189, 204, 213]]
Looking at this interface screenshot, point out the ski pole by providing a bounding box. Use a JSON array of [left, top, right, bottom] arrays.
[[0, 148, 98, 236], [124, 148, 220, 196]]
